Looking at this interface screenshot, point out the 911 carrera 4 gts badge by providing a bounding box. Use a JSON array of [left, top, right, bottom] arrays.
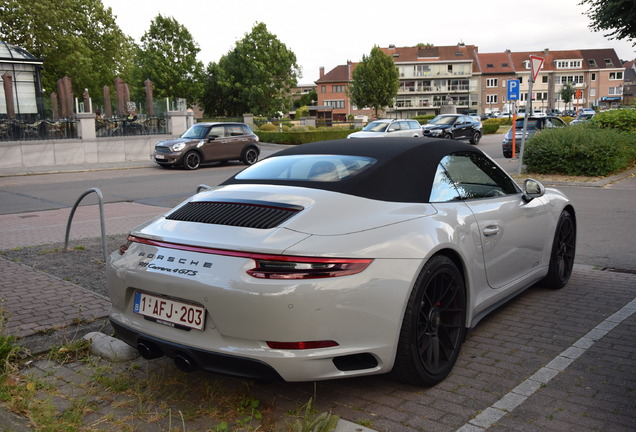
[[136, 251, 213, 277]]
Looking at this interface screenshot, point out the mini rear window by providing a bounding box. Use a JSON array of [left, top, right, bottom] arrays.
[[235, 155, 377, 182]]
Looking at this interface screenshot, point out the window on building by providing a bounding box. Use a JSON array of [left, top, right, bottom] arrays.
[[559, 75, 584, 84], [486, 78, 498, 88], [486, 94, 498, 103], [448, 65, 453, 73], [591, 73, 596, 81], [590, 88, 596, 97], [604, 58, 614, 67], [332, 85, 345, 93], [486, 64, 494, 68], [588, 59, 597, 68], [556, 60, 582, 69], [324, 100, 345, 109], [608, 87, 623, 95], [609, 72, 623, 80], [321, 85, 326, 93], [542, 76, 548, 83]]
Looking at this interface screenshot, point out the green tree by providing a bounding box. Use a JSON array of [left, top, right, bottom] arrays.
[[560, 84, 576, 112], [201, 22, 300, 117], [580, 0, 636, 43], [348, 46, 400, 117], [0, 0, 135, 104], [134, 14, 204, 104], [293, 89, 317, 109]]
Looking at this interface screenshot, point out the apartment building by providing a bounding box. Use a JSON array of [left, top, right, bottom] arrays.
[[315, 44, 628, 118]]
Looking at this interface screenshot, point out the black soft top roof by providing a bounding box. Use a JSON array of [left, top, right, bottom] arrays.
[[222, 137, 484, 203]]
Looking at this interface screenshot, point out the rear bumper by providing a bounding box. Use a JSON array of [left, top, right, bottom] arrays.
[[112, 320, 284, 381]]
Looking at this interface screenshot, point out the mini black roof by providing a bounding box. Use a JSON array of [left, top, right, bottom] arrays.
[[223, 138, 484, 203]]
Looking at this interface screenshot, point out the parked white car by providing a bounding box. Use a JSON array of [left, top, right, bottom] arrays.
[[347, 119, 421, 138]]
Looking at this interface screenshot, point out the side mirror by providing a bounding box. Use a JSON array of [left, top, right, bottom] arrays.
[[522, 178, 545, 203]]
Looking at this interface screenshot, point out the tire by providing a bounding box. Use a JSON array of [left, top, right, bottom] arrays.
[[469, 131, 481, 145], [444, 133, 453, 139], [543, 210, 576, 289], [242, 147, 259, 165], [182, 151, 201, 170], [391, 255, 466, 386]]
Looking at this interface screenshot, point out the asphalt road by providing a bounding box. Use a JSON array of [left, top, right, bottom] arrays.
[[0, 136, 634, 270]]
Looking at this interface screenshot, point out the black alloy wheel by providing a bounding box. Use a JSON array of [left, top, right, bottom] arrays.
[[183, 151, 201, 170], [391, 255, 466, 386], [543, 210, 576, 289], [470, 131, 481, 145], [242, 147, 259, 165]]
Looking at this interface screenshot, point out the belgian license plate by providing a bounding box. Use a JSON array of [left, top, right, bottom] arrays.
[[133, 292, 205, 331], [155, 154, 165, 160]]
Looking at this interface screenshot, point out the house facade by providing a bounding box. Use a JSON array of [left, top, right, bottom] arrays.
[[316, 44, 629, 119]]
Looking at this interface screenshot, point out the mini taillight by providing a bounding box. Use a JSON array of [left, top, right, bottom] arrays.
[[267, 340, 339, 350]]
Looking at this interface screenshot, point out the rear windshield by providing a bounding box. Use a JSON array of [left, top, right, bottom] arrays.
[[514, 119, 540, 130], [235, 155, 377, 182]]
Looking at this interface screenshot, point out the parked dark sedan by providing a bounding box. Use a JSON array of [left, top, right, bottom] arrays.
[[502, 116, 567, 158], [422, 114, 482, 144]]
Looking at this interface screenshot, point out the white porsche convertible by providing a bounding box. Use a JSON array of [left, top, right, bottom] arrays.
[[107, 138, 576, 386]]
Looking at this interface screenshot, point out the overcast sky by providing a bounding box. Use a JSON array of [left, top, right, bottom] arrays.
[[101, 0, 635, 84]]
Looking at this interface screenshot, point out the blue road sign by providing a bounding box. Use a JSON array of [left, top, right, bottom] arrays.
[[507, 80, 520, 100]]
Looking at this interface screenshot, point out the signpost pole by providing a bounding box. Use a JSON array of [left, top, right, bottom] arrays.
[[518, 55, 544, 175]]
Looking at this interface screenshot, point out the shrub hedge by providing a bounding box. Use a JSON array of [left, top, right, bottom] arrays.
[[524, 126, 636, 176], [255, 129, 354, 144]]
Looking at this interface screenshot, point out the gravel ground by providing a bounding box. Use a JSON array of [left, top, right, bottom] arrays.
[[1, 235, 127, 297]]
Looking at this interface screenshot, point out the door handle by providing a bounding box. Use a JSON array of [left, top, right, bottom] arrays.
[[483, 226, 500, 237]]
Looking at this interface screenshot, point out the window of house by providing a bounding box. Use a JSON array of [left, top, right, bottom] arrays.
[[556, 60, 582, 69], [590, 88, 596, 97], [332, 85, 345, 93], [604, 58, 614, 67], [486, 78, 498, 87], [588, 59, 598, 68], [609, 72, 623, 80], [486, 64, 494, 68], [321, 85, 326, 93], [324, 100, 345, 109], [591, 73, 596, 81], [448, 65, 453, 73], [486, 94, 498, 103], [542, 76, 548, 83], [608, 87, 623, 95]]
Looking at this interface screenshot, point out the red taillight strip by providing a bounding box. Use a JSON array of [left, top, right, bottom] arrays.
[[267, 340, 339, 350], [126, 235, 372, 279]]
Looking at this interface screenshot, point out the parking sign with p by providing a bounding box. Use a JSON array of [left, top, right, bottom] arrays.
[[507, 80, 520, 100]]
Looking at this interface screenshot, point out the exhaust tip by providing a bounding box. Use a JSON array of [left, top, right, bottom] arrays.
[[174, 353, 197, 373], [137, 341, 163, 360]]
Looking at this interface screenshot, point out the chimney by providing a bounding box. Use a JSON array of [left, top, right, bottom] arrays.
[[319, 67, 325, 79], [543, 48, 549, 55]]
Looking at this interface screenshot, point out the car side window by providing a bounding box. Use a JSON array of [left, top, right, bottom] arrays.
[[438, 152, 519, 200], [408, 120, 420, 130], [208, 126, 225, 139], [429, 164, 461, 202], [227, 125, 245, 136], [389, 122, 402, 131]]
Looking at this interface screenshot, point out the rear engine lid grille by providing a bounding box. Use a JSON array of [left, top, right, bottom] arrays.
[[165, 200, 303, 229]]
